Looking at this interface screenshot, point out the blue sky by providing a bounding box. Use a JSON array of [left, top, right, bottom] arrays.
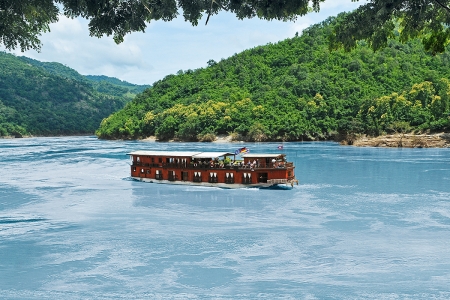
[[3, 1, 365, 85]]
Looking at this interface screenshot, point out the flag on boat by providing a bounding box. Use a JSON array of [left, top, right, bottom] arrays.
[[235, 147, 249, 155], [277, 145, 283, 150]]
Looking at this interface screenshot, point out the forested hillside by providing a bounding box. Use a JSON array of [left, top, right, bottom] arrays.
[[85, 75, 150, 96], [0, 52, 149, 137], [16, 57, 150, 98], [96, 14, 450, 142]]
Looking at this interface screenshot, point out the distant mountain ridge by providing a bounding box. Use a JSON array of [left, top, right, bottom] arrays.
[[0, 52, 150, 137], [17, 56, 89, 82], [16, 56, 151, 97], [85, 75, 148, 89]]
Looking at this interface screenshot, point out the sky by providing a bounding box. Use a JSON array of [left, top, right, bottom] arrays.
[[2, 1, 365, 85]]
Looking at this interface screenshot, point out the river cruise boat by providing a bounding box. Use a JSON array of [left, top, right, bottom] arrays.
[[127, 150, 298, 189]]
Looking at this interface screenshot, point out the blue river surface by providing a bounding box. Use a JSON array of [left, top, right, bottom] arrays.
[[1, 136, 450, 299]]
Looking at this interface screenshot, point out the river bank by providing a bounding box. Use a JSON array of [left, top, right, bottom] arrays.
[[142, 133, 450, 148], [141, 135, 236, 143], [5, 133, 449, 148], [347, 133, 450, 148]]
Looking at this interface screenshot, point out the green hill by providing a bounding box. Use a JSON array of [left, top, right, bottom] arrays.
[[17, 56, 89, 82], [16, 57, 150, 98], [0, 52, 149, 137], [85, 75, 150, 95], [96, 13, 450, 142]]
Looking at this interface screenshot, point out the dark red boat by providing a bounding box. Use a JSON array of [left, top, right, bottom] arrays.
[[128, 150, 298, 188]]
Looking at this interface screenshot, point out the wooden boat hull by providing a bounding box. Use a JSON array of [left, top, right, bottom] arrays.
[[131, 176, 297, 189]]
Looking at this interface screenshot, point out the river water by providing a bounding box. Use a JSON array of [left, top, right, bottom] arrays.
[[1, 136, 449, 299]]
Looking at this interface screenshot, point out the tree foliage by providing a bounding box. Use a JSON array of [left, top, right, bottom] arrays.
[[357, 79, 450, 136], [96, 15, 450, 141], [329, 0, 450, 55], [2, 0, 450, 54], [0, 52, 147, 136], [0, 0, 58, 51]]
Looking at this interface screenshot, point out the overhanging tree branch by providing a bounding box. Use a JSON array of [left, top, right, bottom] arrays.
[[2, 0, 450, 53], [432, 0, 450, 13]]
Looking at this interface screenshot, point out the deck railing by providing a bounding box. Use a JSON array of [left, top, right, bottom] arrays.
[[132, 161, 293, 170], [132, 162, 162, 167], [187, 162, 292, 170], [267, 179, 288, 184]]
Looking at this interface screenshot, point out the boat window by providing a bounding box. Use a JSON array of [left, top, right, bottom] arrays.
[[225, 172, 235, 183], [242, 172, 251, 184], [209, 172, 217, 183], [194, 171, 202, 182], [137, 157, 140, 162]]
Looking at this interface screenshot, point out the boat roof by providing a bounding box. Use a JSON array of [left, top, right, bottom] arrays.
[[191, 152, 235, 158], [241, 153, 284, 158], [127, 151, 235, 158], [128, 151, 201, 157]]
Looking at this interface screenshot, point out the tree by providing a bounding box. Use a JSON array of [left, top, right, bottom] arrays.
[[1, 0, 318, 51], [3, 0, 450, 53], [329, 0, 450, 55], [0, 0, 58, 51], [387, 120, 411, 147]]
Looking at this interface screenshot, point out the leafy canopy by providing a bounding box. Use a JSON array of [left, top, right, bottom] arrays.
[[2, 0, 450, 53], [329, 0, 450, 55]]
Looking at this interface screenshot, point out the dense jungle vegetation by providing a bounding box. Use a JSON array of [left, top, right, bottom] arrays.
[[96, 14, 450, 142], [0, 52, 149, 137]]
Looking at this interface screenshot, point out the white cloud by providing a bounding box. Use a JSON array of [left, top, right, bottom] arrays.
[[50, 15, 84, 34], [1, 1, 366, 85]]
